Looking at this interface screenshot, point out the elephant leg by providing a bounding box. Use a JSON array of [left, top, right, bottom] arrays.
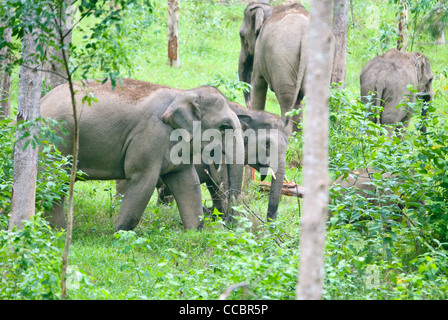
[[115, 172, 159, 231], [157, 182, 174, 205], [277, 89, 303, 135], [250, 72, 268, 111], [44, 194, 66, 230], [115, 179, 126, 202], [161, 165, 203, 229]]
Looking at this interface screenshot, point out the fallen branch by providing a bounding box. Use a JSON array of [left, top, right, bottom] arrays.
[[258, 180, 305, 198]]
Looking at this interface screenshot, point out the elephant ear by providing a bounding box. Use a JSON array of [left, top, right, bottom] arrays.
[[160, 92, 202, 137], [251, 6, 266, 37], [237, 114, 252, 131], [413, 54, 431, 82]]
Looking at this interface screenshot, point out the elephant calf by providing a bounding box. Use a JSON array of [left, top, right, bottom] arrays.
[[198, 101, 289, 222], [360, 48, 433, 135], [41, 79, 245, 231]]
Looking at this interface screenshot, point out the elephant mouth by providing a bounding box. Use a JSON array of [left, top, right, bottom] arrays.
[[417, 92, 432, 103]]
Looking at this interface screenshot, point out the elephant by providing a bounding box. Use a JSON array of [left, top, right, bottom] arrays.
[[238, 1, 335, 135], [40, 78, 246, 231], [360, 48, 433, 135], [332, 168, 395, 207], [331, 167, 420, 226], [159, 101, 289, 222]]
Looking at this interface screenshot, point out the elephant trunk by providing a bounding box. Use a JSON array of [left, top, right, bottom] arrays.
[[238, 45, 253, 108], [224, 128, 245, 222], [266, 145, 287, 222], [227, 162, 244, 205]]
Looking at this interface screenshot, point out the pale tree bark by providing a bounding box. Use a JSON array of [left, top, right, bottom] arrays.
[[331, 0, 348, 87], [296, 0, 332, 300], [0, 24, 12, 118], [397, 0, 408, 51], [42, 0, 73, 92], [436, 27, 445, 45], [168, 0, 180, 67], [9, 26, 42, 230]]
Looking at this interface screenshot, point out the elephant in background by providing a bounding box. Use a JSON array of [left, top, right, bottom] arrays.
[[238, 1, 335, 135], [40, 79, 245, 231], [331, 167, 421, 227], [360, 48, 433, 135], [332, 168, 395, 207]]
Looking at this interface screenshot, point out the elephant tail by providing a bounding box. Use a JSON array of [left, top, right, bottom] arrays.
[[289, 35, 307, 114]]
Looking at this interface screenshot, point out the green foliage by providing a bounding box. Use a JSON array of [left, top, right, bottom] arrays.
[[326, 87, 448, 299], [0, 215, 64, 299], [203, 73, 250, 102], [0, 117, 71, 217], [105, 216, 299, 300]]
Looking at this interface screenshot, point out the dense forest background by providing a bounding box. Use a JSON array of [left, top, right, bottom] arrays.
[[1, 0, 448, 300]]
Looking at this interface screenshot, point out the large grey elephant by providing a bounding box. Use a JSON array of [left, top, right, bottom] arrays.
[[40, 79, 245, 231], [238, 1, 335, 135], [360, 48, 433, 135], [155, 101, 289, 222]]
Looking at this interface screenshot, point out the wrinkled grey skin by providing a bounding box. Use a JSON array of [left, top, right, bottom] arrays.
[[157, 101, 288, 222], [41, 79, 245, 231], [238, 1, 335, 135], [360, 48, 433, 135], [199, 101, 288, 221]]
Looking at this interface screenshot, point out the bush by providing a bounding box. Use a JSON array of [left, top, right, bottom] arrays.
[[0, 215, 64, 299], [0, 117, 71, 219], [325, 88, 448, 299]]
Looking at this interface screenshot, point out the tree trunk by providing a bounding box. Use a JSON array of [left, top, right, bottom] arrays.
[[331, 0, 348, 87], [0, 25, 12, 118], [436, 28, 445, 45], [296, 0, 332, 300], [397, 0, 408, 51], [9, 24, 42, 230], [42, 1, 73, 92], [168, 0, 180, 67]]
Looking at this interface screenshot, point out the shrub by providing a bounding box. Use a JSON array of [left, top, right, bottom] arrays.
[[0, 215, 64, 299], [0, 117, 71, 219]]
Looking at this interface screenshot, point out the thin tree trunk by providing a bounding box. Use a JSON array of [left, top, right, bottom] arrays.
[[296, 0, 332, 300], [9, 25, 42, 230], [48, 0, 77, 299], [0, 25, 12, 118], [43, 1, 73, 92], [397, 0, 408, 51], [331, 0, 348, 87], [168, 0, 180, 68], [436, 28, 445, 45]]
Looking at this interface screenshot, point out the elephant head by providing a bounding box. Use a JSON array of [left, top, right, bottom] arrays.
[[238, 2, 273, 106], [411, 52, 434, 103], [160, 86, 246, 211], [230, 102, 289, 221]]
